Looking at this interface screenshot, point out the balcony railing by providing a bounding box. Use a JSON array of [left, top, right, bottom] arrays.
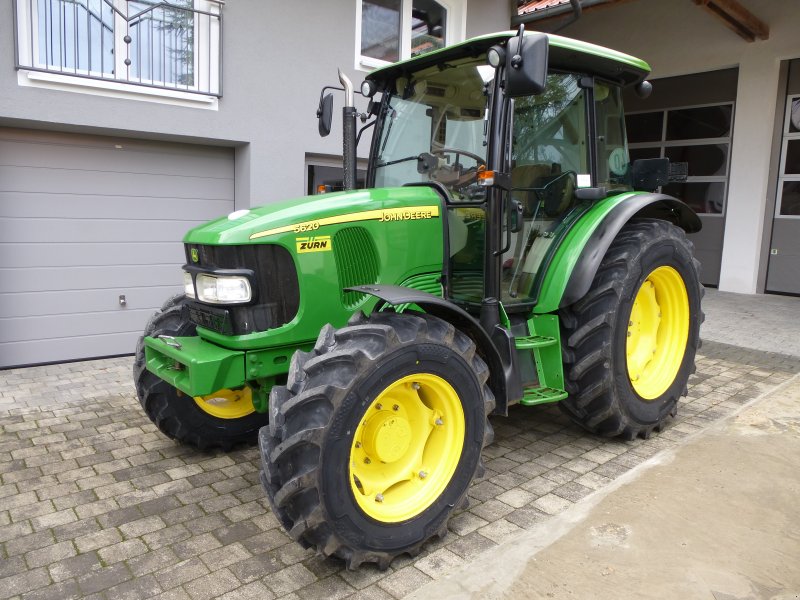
[[13, 0, 222, 96]]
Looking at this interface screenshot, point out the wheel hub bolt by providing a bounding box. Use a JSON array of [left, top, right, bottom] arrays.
[[364, 457, 371, 464], [627, 331, 632, 337], [419, 470, 428, 479], [435, 418, 444, 426], [355, 441, 361, 448], [375, 403, 382, 410], [375, 493, 384, 502], [393, 404, 399, 411], [412, 382, 420, 390]]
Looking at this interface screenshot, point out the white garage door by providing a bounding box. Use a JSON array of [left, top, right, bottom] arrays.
[[0, 128, 235, 368]]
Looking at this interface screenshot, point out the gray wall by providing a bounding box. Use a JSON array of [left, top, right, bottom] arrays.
[[0, 0, 511, 210]]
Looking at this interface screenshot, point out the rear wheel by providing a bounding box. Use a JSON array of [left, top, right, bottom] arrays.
[[133, 294, 268, 451], [259, 311, 494, 569], [559, 219, 703, 439]]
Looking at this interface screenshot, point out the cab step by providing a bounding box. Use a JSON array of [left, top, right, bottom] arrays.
[[519, 386, 568, 406], [514, 335, 558, 350]]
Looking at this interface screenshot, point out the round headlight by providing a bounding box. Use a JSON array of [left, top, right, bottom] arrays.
[[361, 80, 377, 97]]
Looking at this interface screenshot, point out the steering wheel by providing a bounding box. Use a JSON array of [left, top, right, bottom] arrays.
[[430, 148, 487, 193]]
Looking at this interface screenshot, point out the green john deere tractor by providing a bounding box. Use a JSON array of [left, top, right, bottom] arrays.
[[134, 28, 703, 568]]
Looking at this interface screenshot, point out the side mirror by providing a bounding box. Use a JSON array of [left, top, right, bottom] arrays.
[[631, 158, 669, 192], [317, 93, 333, 137], [505, 32, 549, 98]]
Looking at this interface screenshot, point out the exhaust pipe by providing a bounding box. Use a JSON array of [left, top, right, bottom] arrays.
[[338, 69, 357, 191]]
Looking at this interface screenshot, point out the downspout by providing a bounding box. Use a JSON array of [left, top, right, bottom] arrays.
[[338, 69, 357, 191]]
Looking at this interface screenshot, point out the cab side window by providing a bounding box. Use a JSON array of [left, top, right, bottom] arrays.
[[503, 73, 589, 304], [595, 83, 633, 192]]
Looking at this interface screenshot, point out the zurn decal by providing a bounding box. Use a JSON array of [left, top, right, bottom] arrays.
[[296, 235, 332, 253]]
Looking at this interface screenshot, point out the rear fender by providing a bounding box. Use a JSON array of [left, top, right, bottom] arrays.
[[561, 193, 700, 307], [535, 193, 700, 313]]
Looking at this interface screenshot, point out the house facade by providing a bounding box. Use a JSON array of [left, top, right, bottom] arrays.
[[0, 0, 511, 368]]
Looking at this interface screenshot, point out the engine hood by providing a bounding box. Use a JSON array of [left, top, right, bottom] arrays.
[[183, 186, 443, 246]]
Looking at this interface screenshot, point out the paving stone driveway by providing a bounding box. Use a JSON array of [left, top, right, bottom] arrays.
[[1, 341, 798, 600]]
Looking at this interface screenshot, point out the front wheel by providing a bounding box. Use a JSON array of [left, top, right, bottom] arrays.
[[559, 219, 704, 439], [133, 294, 269, 450], [259, 311, 494, 569]]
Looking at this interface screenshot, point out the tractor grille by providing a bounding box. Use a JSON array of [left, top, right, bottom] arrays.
[[333, 227, 380, 309], [184, 243, 300, 335]]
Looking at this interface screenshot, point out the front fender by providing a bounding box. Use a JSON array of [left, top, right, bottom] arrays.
[[347, 285, 521, 415]]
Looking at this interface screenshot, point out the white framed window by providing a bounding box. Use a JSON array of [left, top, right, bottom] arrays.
[[775, 95, 800, 218], [14, 0, 221, 97], [355, 0, 465, 70]]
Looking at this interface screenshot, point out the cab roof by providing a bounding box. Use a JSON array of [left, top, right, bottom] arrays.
[[366, 31, 651, 88]]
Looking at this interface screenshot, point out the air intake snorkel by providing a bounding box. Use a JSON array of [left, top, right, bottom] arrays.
[[339, 69, 357, 191]]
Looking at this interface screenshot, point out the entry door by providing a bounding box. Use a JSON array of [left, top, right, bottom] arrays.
[[766, 96, 800, 294]]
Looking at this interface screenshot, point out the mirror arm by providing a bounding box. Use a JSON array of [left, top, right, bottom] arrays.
[[510, 24, 525, 69], [355, 119, 376, 147], [316, 85, 344, 117]]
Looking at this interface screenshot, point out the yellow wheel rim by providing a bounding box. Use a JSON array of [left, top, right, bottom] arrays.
[[193, 387, 255, 419], [349, 373, 465, 523], [626, 266, 690, 400]]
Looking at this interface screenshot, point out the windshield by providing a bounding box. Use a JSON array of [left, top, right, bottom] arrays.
[[373, 56, 494, 201]]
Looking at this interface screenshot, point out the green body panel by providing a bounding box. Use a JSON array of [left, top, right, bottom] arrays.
[[186, 187, 443, 351], [533, 192, 639, 314], [143, 336, 245, 397], [144, 187, 447, 397]]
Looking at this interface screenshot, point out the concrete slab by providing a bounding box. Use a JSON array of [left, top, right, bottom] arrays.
[[702, 289, 800, 358], [411, 373, 800, 600]]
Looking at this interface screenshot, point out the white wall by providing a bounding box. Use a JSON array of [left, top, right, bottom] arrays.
[[555, 0, 800, 293]]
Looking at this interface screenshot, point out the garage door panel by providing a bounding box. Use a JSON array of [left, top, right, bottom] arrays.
[[1, 308, 156, 344], [2, 265, 182, 293], [687, 216, 724, 286], [0, 166, 233, 201], [0, 286, 181, 318], [1, 139, 235, 180], [0, 128, 234, 367], [0, 242, 186, 268], [0, 193, 232, 221], [0, 332, 141, 369], [0, 218, 208, 244]]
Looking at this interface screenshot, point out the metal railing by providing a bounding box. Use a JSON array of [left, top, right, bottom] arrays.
[[13, 0, 223, 96]]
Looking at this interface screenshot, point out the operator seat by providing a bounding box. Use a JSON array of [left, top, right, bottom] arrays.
[[510, 163, 556, 216]]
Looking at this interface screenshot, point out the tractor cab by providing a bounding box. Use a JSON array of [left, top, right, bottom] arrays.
[[351, 31, 682, 319]]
